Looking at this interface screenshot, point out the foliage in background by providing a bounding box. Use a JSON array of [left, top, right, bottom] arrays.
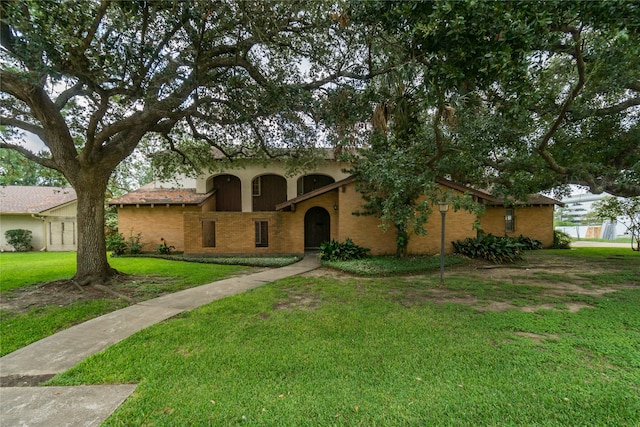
[[591, 196, 640, 251], [552, 229, 573, 249], [3, 229, 32, 252], [452, 234, 531, 264], [319, 238, 370, 262], [0, 148, 68, 186]]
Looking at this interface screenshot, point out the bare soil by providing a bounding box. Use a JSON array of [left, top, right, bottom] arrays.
[[0, 274, 159, 314]]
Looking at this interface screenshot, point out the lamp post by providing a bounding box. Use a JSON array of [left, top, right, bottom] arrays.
[[438, 201, 449, 286]]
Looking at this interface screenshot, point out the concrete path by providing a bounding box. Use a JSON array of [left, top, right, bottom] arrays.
[[0, 255, 320, 426], [571, 241, 631, 248]]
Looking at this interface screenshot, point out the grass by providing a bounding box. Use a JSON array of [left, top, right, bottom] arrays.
[[44, 248, 639, 426], [0, 252, 252, 355], [50, 274, 640, 426], [0, 252, 300, 294]]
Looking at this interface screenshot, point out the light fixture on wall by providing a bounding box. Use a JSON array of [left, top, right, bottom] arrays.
[[333, 204, 338, 211], [438, 201, 449, 286]]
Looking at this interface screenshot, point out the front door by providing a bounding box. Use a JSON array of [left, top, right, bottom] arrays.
[[304, 207, 330, 249]]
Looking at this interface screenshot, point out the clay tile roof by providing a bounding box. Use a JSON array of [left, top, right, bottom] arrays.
[[108, 185, 214, 206], [0, 186, 77, 214]]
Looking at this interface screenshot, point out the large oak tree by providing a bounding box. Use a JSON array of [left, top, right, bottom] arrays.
[[0, 0, 370, 285]]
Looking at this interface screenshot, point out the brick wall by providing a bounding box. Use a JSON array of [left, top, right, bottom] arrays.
[[480, 205, 555, 247], [183, 190, 339, 256], [336, 182, 477, 255], [117, 205, 201, 251]]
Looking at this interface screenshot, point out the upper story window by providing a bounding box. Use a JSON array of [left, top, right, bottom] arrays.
[[252, 177, 261, 196]]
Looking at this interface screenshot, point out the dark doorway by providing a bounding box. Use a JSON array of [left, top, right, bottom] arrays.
[[304, 207, 330, 249], [213, 175, 241, 211]]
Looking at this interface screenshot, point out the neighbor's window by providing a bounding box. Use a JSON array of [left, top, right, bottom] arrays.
[[252, 176, 261, 196], [202, 219, 216, 248], [505, 208, 515, 233], [255, 220, 268, 247]]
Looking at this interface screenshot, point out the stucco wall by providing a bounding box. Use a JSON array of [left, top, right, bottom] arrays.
[[480, 205, 556, 247], [196, 160, 351, 212]]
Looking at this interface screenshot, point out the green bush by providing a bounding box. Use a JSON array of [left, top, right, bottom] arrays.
[[107, 231, 143, 256], [512, 235, 543, 250], [319, 238, 370, 262], [4, 229, 33, 252], [452, 233, 524, 264], [552, 229, 572, 249]]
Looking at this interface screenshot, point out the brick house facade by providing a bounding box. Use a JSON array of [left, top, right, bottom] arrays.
[[110, 160, 561, 256]]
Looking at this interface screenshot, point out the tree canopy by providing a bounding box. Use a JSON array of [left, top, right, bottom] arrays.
[[0, 0, 370, 284], [348, 0, 640, 199]]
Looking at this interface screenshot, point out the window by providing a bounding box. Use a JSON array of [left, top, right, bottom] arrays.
[[202, 220, 216, 247], [255, 220, 268, 247], [505, 208, 515, 233], [252, 177, 261, 196]]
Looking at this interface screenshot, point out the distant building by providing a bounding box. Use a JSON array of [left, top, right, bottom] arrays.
[[0, 186, 78, 251], [555, 192, 629, 239]]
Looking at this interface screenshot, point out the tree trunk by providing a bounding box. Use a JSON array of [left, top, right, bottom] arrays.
[[72, 174, 117, 286], [395, 225, 409, 258]]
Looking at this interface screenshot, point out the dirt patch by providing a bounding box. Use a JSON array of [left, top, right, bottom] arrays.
[[514, 332, 561, 344], [0, 274, 169, 314], [299, 253, 636, 314]]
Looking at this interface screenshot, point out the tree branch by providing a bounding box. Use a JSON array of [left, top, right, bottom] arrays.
[[0, 116, 47, 141], [0, 141, 59, 170], [536, 26, 586, 175]]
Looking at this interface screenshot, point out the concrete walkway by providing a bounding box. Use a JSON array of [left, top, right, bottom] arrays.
[[1, 255, 321, 426], [570, 240, 631, 248]]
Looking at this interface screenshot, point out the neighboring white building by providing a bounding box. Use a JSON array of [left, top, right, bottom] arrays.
[[556, 192, 630, 239], [0, 186, 78, 251]]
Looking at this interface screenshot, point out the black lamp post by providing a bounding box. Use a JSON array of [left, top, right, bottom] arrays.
[[438, 201, 449, 285]]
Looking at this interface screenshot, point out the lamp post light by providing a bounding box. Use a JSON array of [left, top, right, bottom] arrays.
[[438, 201, 449, 286]]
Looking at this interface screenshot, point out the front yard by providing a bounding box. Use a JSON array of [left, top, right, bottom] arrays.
[[2, 248, 636, 425]]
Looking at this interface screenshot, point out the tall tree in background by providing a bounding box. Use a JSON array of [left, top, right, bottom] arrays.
[[0, 0, 371, 285]]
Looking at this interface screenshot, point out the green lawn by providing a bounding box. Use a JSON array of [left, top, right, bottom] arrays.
[[0, 252, 249, 355], [46, 248, 639, 426]]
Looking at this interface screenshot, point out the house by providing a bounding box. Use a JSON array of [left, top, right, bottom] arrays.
[[110, 158, 562, 257], [0, 186, 78, 251]]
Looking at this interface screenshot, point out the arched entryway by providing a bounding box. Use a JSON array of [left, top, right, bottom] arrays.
[[304, 207, 330, 249]]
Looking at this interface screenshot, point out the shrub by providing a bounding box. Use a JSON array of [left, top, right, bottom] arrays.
[[4, 229, 33, 252], [452, 233, 524, 264], [157, 238, 175, 255], [107, 231, 143, 256], [106, 232, 127, 256], [552, 229, 572, 249], [319, 238, 370, 262], [513, 235, 543, 250]]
